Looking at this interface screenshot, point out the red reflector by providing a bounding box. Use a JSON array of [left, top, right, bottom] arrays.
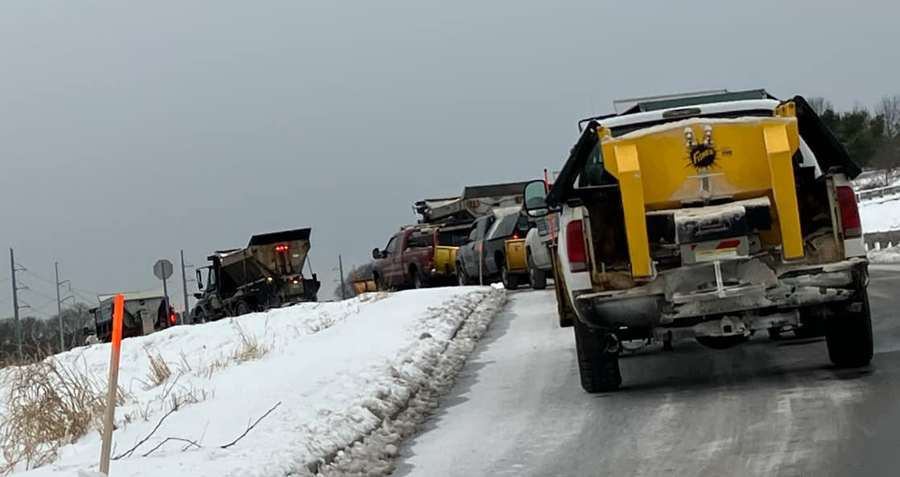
[[717, 239, 741, 249], [836, 186, 862, 239], [512, 233, 519, 240], [566, 220, 589, 272], [169, 313, 177, 325]]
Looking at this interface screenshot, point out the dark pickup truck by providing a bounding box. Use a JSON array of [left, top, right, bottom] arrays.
[[372, 226, 467, 290], [456, 210, 532, 289]]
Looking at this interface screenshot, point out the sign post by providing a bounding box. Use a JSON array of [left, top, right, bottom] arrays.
[[99, 294, 124, 475], [153, 259, 174, 320]]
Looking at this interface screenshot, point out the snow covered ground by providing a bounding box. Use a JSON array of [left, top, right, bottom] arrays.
[[860, 194, 900, 234], [859, 193, 900, 263], [1, 286, 506, 477]]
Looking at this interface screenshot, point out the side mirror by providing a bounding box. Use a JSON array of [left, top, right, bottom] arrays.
[[372, 248, 382, 260], [193, 293, 203, 300], [523, 180, 549, 218], [195, 270, 204, 290]]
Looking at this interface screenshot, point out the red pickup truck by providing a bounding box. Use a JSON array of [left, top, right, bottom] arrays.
[[371, 226, 464, 290]]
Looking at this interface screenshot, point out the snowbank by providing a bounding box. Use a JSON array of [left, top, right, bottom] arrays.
[[868, 245, 900, 264], [860, 195, 900, 234], [3, 287, 505, 477]]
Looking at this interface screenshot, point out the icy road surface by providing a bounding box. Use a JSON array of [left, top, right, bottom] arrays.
[[397, 266, 900, 477]]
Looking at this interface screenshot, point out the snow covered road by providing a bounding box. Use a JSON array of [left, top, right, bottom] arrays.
[[397, 268, 900, 477]]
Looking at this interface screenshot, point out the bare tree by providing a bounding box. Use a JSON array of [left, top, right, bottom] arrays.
[[878, 95, 900, 139], [808, 97, 834, 115], [873, 95, 900, 187]]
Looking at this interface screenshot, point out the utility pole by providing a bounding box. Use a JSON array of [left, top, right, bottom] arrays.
[[338, 255, 346, 300], [55, 262, 74, 352], [180, 250, 191, 324], [9, 248, 22, 360]]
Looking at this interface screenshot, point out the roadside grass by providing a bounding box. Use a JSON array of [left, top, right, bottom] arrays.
[[0, 358, 127, 474]]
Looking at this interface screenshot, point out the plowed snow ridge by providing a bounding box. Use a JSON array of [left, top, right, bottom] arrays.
[[2, 287, 506, 477]]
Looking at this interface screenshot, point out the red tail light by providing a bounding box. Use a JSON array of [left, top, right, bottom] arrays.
[[836, 186, 861, 239], [566, 220, 589, 272], [512, 233, 519, 240]]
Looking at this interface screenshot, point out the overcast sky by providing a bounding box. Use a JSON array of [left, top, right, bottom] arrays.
[[1, 0, 898, 315]]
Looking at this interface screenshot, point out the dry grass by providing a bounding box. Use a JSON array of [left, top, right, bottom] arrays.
[[0, 358, 127, 473], [230, 323, 269, 364], [145, 351, 172, 388]]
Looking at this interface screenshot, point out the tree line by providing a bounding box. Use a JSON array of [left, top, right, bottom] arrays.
[[0, 303, 95, 364], [811, 95, 900, 187]]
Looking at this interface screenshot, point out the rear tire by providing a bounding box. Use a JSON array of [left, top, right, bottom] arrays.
[[826, 287, 874, 368], [456, 264, 470, 286], [501, 263, 518, 290], [573, 319, 622, 393], [236, 301, 252, 317], [411, 268, 425, 289], [528, 251, 547, 290]]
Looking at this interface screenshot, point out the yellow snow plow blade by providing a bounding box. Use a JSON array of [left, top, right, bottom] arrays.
[[600, 110, 803, 279]]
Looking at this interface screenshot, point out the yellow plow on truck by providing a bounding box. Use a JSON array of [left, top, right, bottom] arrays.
[[524, 90, 870, 392]]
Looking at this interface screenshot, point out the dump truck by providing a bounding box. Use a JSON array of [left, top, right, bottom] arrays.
[[191, 228, 320, 321], [414, 181, 531, 225], [524, 90, 871, 392], [92, 290, 177, 342]]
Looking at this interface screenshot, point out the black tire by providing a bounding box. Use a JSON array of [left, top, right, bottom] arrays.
[[826, 287, 874, 368], [767, 327, 783, 340], [374, 273, 386, 292], [528, 251, 547, 290], [501, 263, 518, 290], [573, 319, 622, 393], [235, 301, 252, 317], [411, 267, 425, 289], [695, 335, 748, 349], [456, 264, 470, 286]]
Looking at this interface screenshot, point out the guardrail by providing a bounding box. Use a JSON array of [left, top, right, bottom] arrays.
[[858, 184, 900, 202]]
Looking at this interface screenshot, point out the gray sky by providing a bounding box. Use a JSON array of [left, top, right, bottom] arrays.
[[1, 0, 898, 314]]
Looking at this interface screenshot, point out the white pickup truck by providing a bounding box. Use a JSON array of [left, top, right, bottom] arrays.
[[524, 214, 558, 290], [524, 90, 872, 393]]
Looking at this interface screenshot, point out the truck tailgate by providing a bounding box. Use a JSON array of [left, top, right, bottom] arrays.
[[505, 239, 527, 273], [434, 246, 458, 276]]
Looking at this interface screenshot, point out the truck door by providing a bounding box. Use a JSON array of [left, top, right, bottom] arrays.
[[462, 217, 490, 279], [383, 234, 403, 287], [206, 266, 224, 312]]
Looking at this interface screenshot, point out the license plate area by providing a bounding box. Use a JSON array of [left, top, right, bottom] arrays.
[[681, 236, 749, 265]]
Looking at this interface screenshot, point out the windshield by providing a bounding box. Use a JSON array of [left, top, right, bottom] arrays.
[[206, 267, 217, 290]]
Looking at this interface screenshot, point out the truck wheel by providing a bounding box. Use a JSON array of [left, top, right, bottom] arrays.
[[501, 263, 518, 290], [826, 287, 874, 368], [374, 274, 387, 292], [527, 251, 547, 290], [236, 301, 252, 317], [558, 311, 575, 328], [573, 319, 622, 393], [411, 268, 425, 289], [456, 264, 470, 286]]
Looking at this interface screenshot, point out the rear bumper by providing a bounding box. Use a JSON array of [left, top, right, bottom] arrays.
[[573, 258, 867, 331]]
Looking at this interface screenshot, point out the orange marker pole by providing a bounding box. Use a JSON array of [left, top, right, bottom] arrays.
[[544, 169, 557, 242], [100, 294, 124, 475]]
